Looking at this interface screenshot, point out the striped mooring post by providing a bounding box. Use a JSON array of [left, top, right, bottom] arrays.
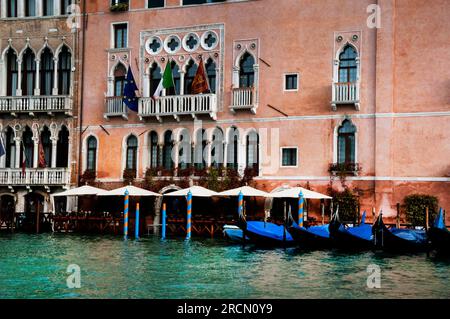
[[238, 191, 244, 219], [124, 189, 129, 239], [186, 190, 192, 240], [162, 203, 167, 240], [298, 191, 304, 227], [135, 203, 140, 239]]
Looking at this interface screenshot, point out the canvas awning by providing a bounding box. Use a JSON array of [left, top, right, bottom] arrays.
[[98, 185, 161, 197], [268, 187, 332, 199], [52, 185, 106, 197], [217, 186, 269, 197], [163, 186, 219, 197]]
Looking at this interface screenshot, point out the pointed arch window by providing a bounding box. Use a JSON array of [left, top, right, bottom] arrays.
[[43, 0, 54, 16], [22, 127, 34, 168], [184, 60, 197, 95], [239, 52, 255, 88], [337, 120, 356, 164], [25, 0, 36, 16], [6, 49, 18, 96], [57, 126, 69, 167], [246, 131, 259, 173], [7, 0, 17, 17], [338, 45, 357, 83], [169, 61, 180, 95], [194, 129, 206, 169], [211, 128, 224, 168], [205, 58, 216, 93], [178, 131, 191, 170], [58, 46, 71, 95], [149, 131, 159, 168], [227, 127, 239, 170], [126, 135, 138, 170], [86, 136, 97, 171], [162, 131, 174, 170], [22, 49, 36, 96], [149, 63, 161, 97], [5, 128, 16, 168], [40, 48, 54, 96], [41, 127, 52, 167], [114, 63, 127, 97]]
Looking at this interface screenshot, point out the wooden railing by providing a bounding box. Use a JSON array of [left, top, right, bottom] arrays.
[[104, 96, 128, 119], [331, 82, 360, 110], [230, 87, 256, 111], [0, 96, 72, 114], [139, 93, 217, 121], [0, 168, 69, 186]]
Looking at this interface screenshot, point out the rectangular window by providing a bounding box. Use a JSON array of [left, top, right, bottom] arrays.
[[43, 0, 54, 16], [61, 0, 71, 15], [7, 0, 18, 17], [148, 0, 165, 8], [284, 73, 298, 91], [183, 0, 226, 5], [113, 23, 128, 49], [25, 0, 36, 16], [281, 148, 298, 167]]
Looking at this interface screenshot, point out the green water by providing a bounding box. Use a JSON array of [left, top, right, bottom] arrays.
[[0, 233, 449, 299]]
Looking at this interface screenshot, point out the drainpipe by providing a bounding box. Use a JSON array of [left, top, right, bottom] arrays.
[[77, 0, 87, 185]]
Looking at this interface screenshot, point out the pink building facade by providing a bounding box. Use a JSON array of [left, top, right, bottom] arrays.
[[72, 0, 450, 221]]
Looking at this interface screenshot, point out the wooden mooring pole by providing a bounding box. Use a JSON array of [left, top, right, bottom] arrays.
[[425, 207, 429, 231], [396, 203, 400, 228]]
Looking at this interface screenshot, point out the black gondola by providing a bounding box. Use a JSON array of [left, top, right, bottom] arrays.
[[372, 213, 429, 252], [329, 211, 374, 250], [238, 218, 295, 247], [428, 208, 450, 253], [288, 221, 332, 249]]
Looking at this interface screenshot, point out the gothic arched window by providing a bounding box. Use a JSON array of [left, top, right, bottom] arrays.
[[239, 52, 255, 88], [58, 46, 71, 95], [162, 131, 173, 170], [149, 63, 161, 97], [40, 48, 54, 96], [338, 45, 358, 83], [21, 49, 36, 96], [149, 131, 159, 168], [205, 58, 216, 93], [6, 49, 18, 96], [86, 136, 97, 171], [114, 63, 127, 97], [337, 120, 356, 164], [246, 131, 259, 173], [57, 126, 69, 167], [184, 60, 197, 95], [126, 135, 138, 170]]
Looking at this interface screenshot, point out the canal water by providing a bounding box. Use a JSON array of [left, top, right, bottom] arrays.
[[0, 233, 449, 299]]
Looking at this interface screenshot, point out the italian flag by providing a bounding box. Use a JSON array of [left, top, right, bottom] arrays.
[[152, 61, 175, 99]]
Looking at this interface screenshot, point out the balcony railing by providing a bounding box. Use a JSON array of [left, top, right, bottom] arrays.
[[139, 94, 217, 122], [104, 96, 128, 120], [331, 82, 360, 111], [230, 87, 257, 113], [0, 96, 72, 115], [328, 163, 361, 176], [0, 168, 69, 186]]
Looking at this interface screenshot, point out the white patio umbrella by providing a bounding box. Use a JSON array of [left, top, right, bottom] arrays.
[[268, 187, 331, 199], [163, 185, 219, 197], [52, 185, 106, 197], [217, 186, 269, 197], [98, 185, 161, 197]]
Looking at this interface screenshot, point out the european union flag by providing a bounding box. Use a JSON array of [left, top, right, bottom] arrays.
[[123, 67, 139, 112]]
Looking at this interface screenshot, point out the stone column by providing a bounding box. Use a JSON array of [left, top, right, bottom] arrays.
[[222, 142, 228, 168], [179, 70, 185, 95], [16, 59, 22, 96], [173, 141, 179, 170], [51, 138, 57, 168], [52, 57, 58, 95], [205, 140, 212, 168], [14, 137, 21, 168], [54, 0, 60, 16], [0, 0, 7, 18], [17, 0, 24, 18], [34, 59, 41, 95], [33, 137, 39, 168]]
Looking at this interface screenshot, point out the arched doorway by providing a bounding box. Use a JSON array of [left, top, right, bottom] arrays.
[[23, 192, 49, 232], [0, 194, 15, 230]]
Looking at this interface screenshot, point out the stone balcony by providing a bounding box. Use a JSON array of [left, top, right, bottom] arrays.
[[331, 82, 360, 111], [139, 93, 217, 122], [0, 168, 70, 187], [0, 96, 73, 116], [230, 87, 257, 114], [104, 96, 128, 120]]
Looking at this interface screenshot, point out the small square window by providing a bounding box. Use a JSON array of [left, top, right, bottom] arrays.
[[284, 73, 298, 91], [113, 23, 128, 49], [148, 0, 165, 8], [281, 148, 298, 167]]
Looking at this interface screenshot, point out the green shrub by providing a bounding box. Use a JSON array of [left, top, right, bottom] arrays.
[[403, 194, 438, 227], [328, 187, 359, 222]]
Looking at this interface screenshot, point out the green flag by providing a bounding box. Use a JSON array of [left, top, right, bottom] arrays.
[[153, 61, 175, 98]]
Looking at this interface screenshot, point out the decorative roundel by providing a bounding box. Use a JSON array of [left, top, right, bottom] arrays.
[[201, 31, 218, 50], [182, 33, 200, 52], [352, 34, 359, 42], [145, 36, 163, 55], [164, 35, 181, 54]]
